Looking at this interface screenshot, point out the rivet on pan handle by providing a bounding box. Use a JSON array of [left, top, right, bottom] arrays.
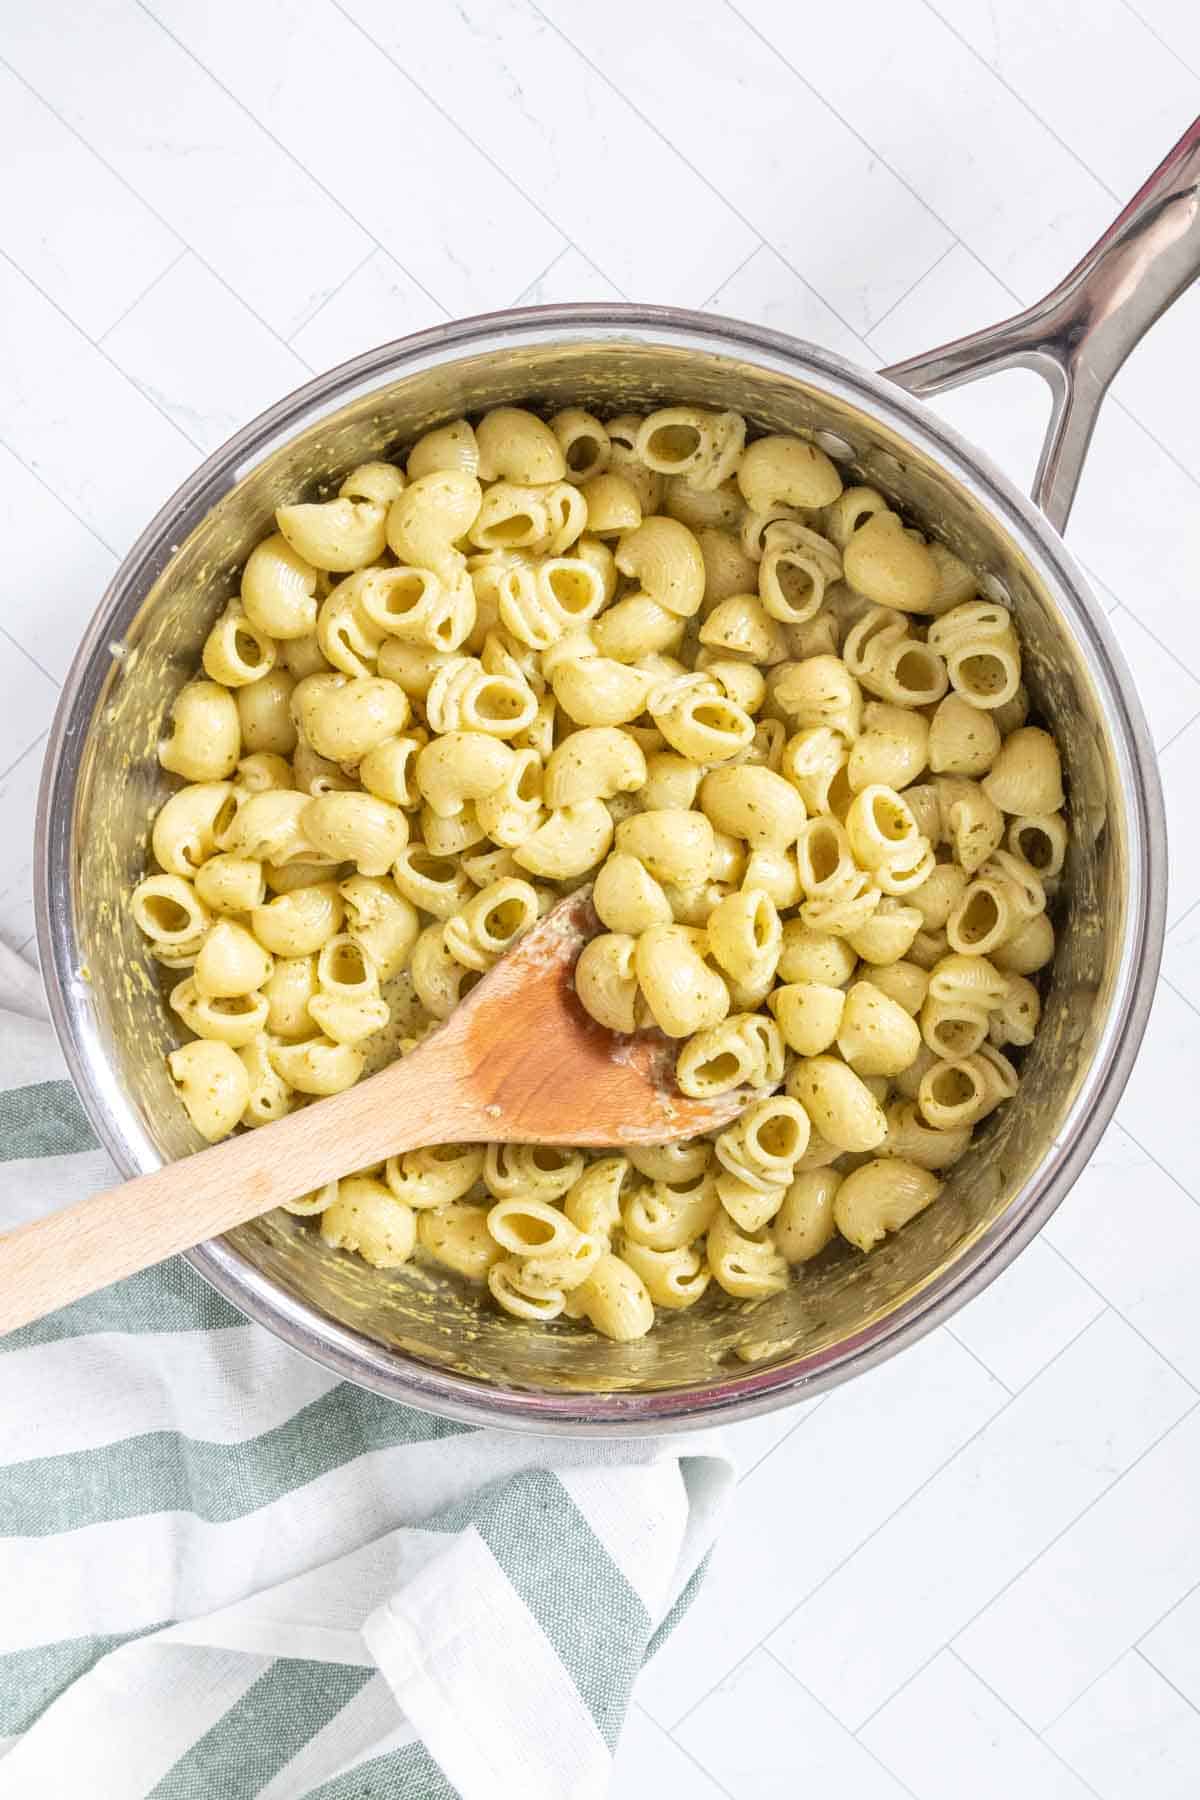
[[881, 116, 1200, 533]]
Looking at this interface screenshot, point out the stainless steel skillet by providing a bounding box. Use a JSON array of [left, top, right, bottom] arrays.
[[34, 121, 1198, 1433]]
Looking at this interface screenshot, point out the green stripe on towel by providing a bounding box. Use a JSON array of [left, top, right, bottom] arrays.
[[0, 1079, 97, 1161], [0, 1627, 165, 1736], [309, 1742, 461, 1800], [1, 1386, 468, 1535], [150, 1661, 375, 1800], [436, 1470, 650, 1750], [0, 1258, 246, 1355]]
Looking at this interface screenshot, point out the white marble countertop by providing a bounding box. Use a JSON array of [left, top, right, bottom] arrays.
[[2, 3, 1200, 1793]]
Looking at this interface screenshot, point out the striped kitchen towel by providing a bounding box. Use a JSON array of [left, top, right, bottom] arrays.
[[0, 941, 733, 1799]]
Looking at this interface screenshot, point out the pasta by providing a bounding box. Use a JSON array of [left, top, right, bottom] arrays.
[[319, 1175, 416, 1268], [706, 1207, 788, 1298], [833, 1158, 941, 1252], [134, 401, 1067, 1344], [167, 1040, 250, 1141], [841, 512, 938, 612], [774, 1168, 841, 1263], [159, 681, 241, 782], [635, 924, 729, 1037]]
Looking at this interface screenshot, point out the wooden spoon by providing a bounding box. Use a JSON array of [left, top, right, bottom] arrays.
[[0, 890, 748, 1333]]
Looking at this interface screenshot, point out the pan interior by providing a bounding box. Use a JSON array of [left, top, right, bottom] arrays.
[[56, 326, 1131, 1417]]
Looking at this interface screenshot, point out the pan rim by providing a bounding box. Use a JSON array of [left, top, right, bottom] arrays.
[[34, 302, 1165, 1433]]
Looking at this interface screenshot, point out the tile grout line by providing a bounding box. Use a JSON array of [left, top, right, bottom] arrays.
[[918, 0, 1121, 202], [1159, 973, 1200, 1036], [637, 1703, 738, 1799], [97, 246, 191, 346], [1107, 388, 1200, 514], [755, 1644, 924, 1800], [327, 0, 623, 303], [1119, 0, 1200, 82], [512, 245, 575, 307], [945, 1396, 1200, 1673], [1158, 709, 1200, 756], [10, 68, 1191, 731], [1076, 556, 1121, 607], [759, 1325, 1196, 1721], [52, 8, 448, 347], [862, 240, 959, 343], [667, 1325, 1043, 1737], [1039, 1645, 1134, 1737], [723, 0, 959, 248], [1165, 895, 1200, 942], [0, 428, 121, 562], [19, 6, 1200, 552], [940, 1648, 1108, 1798], [1110, 599, 1200, 691], [1035, 1580, 1200, 1743], [0, 47, 355, 360], [701, 242, 766, 312], [1035, 1638, 1200, 1742], [734, 1395, 830, 1481], [1109, 600, 1200, 715], [1133, 1644, 1200, 1718], [1040, 1236, 1200, 1392], [1117, 1101, 1200, 1209], [942, 1323, 1015, 1396], [704, 234, 952, 343], [836, 1395, 1200, 1745], [12, 11, 1200, 557], [0, 731, 49, 790], [0, 625, 60, 692], [661, 1572, 810, 1736], [707, 240, 876, 350], [283, 246, 387, 361], [702, 228, 922, 353], [5, 41, 1182, 656], [744, 1389, 831, 1476], [161, 0, 702, 335], [1137, 1572, 1200, 1655], [0, 245, 200, 471], [724, 1, 1200, 512], [774, 1303, 1105, 1596], [134, 0, 455, 326], [524, 0, 887, 350]]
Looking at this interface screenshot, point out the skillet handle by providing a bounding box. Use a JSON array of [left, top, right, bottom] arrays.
[[880, 116, 1200, 533]]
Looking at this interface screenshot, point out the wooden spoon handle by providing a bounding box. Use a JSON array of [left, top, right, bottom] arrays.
[[0, 1031, 477, 1335], [0, 1132, 294, 1333]]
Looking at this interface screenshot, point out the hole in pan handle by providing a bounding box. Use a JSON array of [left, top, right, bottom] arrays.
[[879, 116, 1200, 534]]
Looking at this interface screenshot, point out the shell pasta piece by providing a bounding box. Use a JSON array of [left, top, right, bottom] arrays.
[[834, 1159, 941, 1252]]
